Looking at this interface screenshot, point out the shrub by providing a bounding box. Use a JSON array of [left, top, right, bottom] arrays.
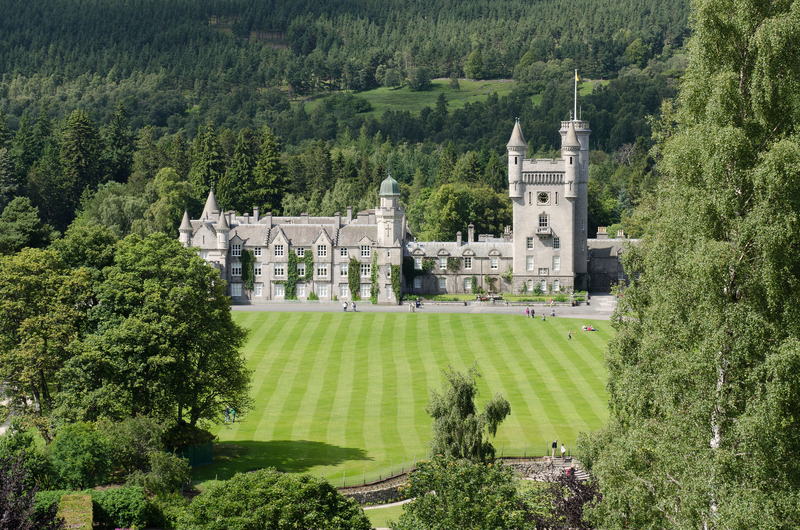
[[48, 423, 112, 489], [308, 291, 319, 300], [92, 486, 149, 529], [179, 468, 371, 530], [126, 452, 191, 496], [146, 493, 188, 530]]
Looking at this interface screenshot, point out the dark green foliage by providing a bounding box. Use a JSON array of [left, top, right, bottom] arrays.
[[218, 129, 256, 213], [103, 103, 135, 183], [0, 454, 65, 530], [60, 110, 103, 217], [97, 416, 165, 474], [370, 251, 378, 304], [252, 126, 288, 215], [189, 123, 225, 203], [126, 452, 191, 496], [391, 264, 401, 302], [36, 487, 149, 529], [48, 423, 112, 490], [0, 147, 21, 211], [426, 365, 511, 462], [0, 197, 55, 255], [241, 249, 255, 290], [392, 456, 529, 530], [179, 468, 371, 530], [348, 256, 360, 300]]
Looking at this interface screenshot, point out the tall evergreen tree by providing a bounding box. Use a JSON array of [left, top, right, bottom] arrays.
[[0, 148, 20, 211], [60, 110, 102, 215], [103, 102, 135, 183], [32, 101, 53, 161], [253, 126, 289, 215], [189, 123, 225, 203], [0, 110, 12, 150], [11, 111, 37, 179], [218, 128, 257, 213]]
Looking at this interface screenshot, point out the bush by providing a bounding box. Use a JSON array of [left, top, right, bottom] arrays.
[[98, 416, 165, 473], [179, 468, 371, 530], [35, 490, 71, 518], [92, 486, 149, 529], [126, 452, 191, 496], [48, 423, 112, 489], [146, 493, 188, 530]]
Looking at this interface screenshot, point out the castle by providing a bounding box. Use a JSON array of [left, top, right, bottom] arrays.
[[179, 117, 628, 301]]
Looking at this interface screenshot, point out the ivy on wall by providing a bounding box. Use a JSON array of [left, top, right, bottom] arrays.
[[370, 252, 378, 304], [279, 251, 314, 300], [241, 249, 255, 291], [402, 256, 437, 283], [447, 257, 461, 273], [348, 256, 360, 300], [391, 265, 401, 302], [500, 266, 513, 284]]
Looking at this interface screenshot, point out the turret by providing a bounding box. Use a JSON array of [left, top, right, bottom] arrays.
[[377, 171, 402, 247], [506, 119, 526, 199], [216, 211, 230, 249], [562, 121, 580, 200], [201, 188, 220, 221], [179, 210, 193, 246]]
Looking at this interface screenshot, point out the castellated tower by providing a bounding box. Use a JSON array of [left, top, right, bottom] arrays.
[[507, 118, 590, 293]]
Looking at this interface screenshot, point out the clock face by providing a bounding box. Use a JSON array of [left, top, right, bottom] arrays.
[[537, 192, 549, 204]]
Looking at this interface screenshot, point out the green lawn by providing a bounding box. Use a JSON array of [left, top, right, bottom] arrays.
[[194, 312, 611, 487], [364, 503, 406, 528]]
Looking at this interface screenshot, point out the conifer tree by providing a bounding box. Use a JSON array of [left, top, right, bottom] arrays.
[[60, 109, 102, 215], [11, 110, 37, 179], [218, 128, 256, 213], [252, 126, 288, 215], [103, 102, 135, 183], [0, 110, 12, 150], [189, 122, 225, 203]]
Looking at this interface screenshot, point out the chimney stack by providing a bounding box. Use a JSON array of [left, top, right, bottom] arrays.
[[596, 227, 608, 240], [468, 223, 475, 243], [456, 231, 462, 246], [253, 206, 260, 221], [347, 206, 353, 223]]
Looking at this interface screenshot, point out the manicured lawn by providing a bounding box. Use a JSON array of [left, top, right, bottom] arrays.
[[364, 503, 407, 528], [194, 312, 611, 486]]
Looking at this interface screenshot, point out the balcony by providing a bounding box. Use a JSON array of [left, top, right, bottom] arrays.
[[536, 226, 552, 237]]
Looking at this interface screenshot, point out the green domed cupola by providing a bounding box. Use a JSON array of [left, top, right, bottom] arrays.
[[380, 172, 400, 197]]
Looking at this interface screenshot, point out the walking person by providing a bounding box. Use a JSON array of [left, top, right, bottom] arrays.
[[531, 308, 535, 318], [343, 301, 347, 312], [231, 407, 236, 423], [552, 439, 558, 458], [224, 406, 230, 422], [352, 301, 356, 312], [526, 307, 530, 318], [561, 443, 566, 460], [568, 330, 572, 340]]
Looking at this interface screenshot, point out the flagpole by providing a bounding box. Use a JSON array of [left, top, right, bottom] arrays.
[[574, 69, 578, 122]]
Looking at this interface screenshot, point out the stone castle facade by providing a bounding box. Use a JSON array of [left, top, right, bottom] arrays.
[[179, 118, 626, 301]]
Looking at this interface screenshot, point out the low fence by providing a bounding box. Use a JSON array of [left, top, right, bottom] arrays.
[[328, 442, 575, 488]]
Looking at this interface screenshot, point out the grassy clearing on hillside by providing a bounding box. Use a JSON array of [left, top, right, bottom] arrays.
[[194, 312, 610, 486], [301, 80, 605, 117], [364, 503, 406, 528]]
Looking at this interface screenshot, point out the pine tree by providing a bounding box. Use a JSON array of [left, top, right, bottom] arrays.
[[103, 102, 135, 183], [0, 110, 12, 150], [252, 126, 288, 215], [437, 141, 457, 185], [60, 109, 102, 214], [11, 110, 37, 179], [218, 128, 256, 213], [189, 122, 225, 203]]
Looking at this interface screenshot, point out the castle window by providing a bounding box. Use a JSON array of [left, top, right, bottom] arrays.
[[618, 272, 625, 282], [274, 244, 283, 257], [553, 279, 560, 291], [319, 284, 329, 298], [275, 284, 285, 298], [539, 214, 549, 228], [439, 278, 446, 291], [231, 265, 242, 276], [514, 157, 518, 165], [439, 258, 447, 270], [340, 285, 349, 298], [387, 249, 391, 257], [491, 257, 498, 270], [274, 264, 285, 277], [254, 263, 262, 276], [553, 237, 560, 250], [361, 284, 371, 299], [414, 257, 422, 270], [340, 248, 348, 257], [360, 263, 371, 277], [414, 277, 421, 289], [464, 277, 472, 291], [296, 247, 305, 257], [339, 263, 347, 277], [387, 267, 391, 278], [582, 219, 585, 231], [254, 247, 262, 257], [570, 157, 573, 165], [317, 245, 327, 257], [254, 283, 262, 297], [361, 245, 371, 257], [464, 257, 472, 269], [541, 279, 547, 292], [297, 264, 306, 277], [553, 256, 560, 271], [200, 251, 208, 260], [386, 285, 392, 299], [231, 283, 242, 297], [297, 284, 305, 298], [526, 256, 534, 271], [317, 264, 328, 277], [232, 244, 242, 257], [555, 192, 558, 205], [526, 237, 534, 250]]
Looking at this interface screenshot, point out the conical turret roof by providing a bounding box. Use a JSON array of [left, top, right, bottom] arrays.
[[179, 210, 192, 232], [562, 121, 580, 149], [506, 120, 527, 148], [201, 188, 220, 220], [216, 210, 230, 232]]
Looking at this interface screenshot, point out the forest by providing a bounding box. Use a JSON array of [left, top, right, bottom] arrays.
[[0, 0, 689, 251]]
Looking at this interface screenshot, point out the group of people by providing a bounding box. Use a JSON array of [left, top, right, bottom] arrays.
[[552, 439, 567, 459], [224, 406, 236, 422], [525, 307, 556, 320], [342, 301, 357, 312]]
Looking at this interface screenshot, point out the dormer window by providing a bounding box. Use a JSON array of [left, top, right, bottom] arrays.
[[231, 244, 241, 257]]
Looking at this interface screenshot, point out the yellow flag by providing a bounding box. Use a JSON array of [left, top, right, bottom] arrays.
[[575, 71, 579, 82]]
